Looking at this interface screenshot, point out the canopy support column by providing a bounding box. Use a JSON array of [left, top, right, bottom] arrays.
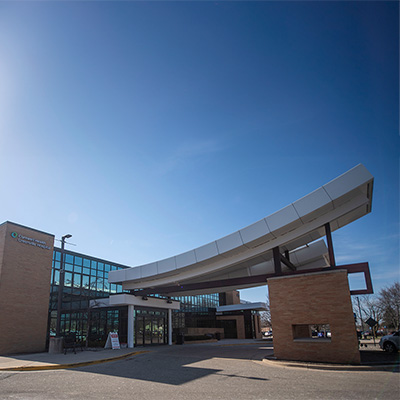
[[128, 305, 135, 348], [273, 246, 282, 274], [325, 223, 336, 267], [168, 309, 172, 345]]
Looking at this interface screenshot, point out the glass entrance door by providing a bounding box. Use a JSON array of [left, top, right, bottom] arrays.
[[134, 309, 167, 346], [144, 319, 152, 345]]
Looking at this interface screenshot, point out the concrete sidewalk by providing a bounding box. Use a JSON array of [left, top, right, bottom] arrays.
[[0, 347, 150, 371]]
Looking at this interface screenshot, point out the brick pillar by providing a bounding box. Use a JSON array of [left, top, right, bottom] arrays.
[[268, 270, 360, 364]]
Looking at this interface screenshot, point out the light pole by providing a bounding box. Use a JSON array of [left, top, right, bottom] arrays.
[[55, 234, 72, 337]]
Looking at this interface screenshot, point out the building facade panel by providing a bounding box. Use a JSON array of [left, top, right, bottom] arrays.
[[0, 222, 54, 355]]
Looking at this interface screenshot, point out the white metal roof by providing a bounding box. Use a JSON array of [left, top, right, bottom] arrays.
[[109, 164, 373, 294]]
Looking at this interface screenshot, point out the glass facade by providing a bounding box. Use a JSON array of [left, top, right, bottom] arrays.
[[48, 248, 221, 346], [49, 248, 129, 344]]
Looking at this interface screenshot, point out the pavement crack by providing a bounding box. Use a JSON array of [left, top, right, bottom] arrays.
[[0, 372, 16, 381]]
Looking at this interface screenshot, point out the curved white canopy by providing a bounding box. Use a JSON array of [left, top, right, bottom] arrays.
[[109, 164, 373, 294]]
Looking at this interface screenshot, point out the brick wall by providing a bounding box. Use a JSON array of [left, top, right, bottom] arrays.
[[0, 222, 54, 355], [216, 315, 245, 339], [225, 290, 241, 305], [186, 327, 224, 338], [268, 270, 360, 364]]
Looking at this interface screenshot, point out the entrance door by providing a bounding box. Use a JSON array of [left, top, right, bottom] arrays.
[[220, 320, 237, 339], [144, 319, 152, 345], [134, 312, 167, 346], [152, 318, 159, 344], [135, 316, 144, 346]]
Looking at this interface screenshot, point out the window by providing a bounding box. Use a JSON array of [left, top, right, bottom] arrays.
[[75, 257, 83, 266], [292, 324, 331, 341], [64, 272, 73, 287]]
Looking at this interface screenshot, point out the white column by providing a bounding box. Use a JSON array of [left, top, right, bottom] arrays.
[[168, 309, 172, 345], [128, 305, 135, 348]]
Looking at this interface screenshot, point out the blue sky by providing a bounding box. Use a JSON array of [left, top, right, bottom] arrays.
[[0, 1, 398, 302]]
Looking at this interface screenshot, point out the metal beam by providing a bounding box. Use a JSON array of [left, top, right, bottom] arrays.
[[130, 262, 372, 296], [272, 246, 282, 275], [280, 254, 296, 271], [324, 222, 336, 267]]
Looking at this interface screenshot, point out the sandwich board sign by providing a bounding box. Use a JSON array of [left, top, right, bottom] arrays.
[[104, 332, 120, 349]]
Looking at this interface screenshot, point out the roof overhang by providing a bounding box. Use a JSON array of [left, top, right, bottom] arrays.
[[90, 294, 180, 310], [216, 302, 268, 312], [109, 164, 373, 295]]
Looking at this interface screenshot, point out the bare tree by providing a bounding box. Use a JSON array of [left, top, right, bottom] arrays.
[[260, 297, 272, 328], [377, 282, 400, 331], [352, 295, 383, 337]]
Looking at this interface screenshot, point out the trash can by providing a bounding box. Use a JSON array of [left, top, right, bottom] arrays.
[[176, 333, 185, 345]]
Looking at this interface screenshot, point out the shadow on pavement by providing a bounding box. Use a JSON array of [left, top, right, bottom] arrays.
[[360, 349, 400, 365], [68, 342, 273, 386]]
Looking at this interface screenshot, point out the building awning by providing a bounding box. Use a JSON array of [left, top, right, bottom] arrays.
[[216, 302, 267, 313], [109, 164, 373, 295], [90, 294, 180, 310]]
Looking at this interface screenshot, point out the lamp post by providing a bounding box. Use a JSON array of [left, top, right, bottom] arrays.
[[55, 234, 72, 337]]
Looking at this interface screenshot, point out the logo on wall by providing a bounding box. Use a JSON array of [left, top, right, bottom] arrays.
[[10, 231, 51, 250]]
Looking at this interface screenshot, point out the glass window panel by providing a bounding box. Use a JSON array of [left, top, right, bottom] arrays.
[[65, 254, 74, 264], [54, 261, 60, 269], [90, 276, 99, 290], [64, 272, 73, 287], [73, 274, 81, 288], [104, 264, 110, 272], [98, 262, 104, 270], [55, 251, 61, 261], [83, 258, 90, 267], [83, 267, 90, 275], [75, 256, 83, 266], [97, 281, 103, 291], [65, 263, 73, 272], [54, 270, 60, 285], [91, 260, 97, 269], [74, 265, 82, 274], [82, 275, 89, 288], [90, 269, 96, 276]]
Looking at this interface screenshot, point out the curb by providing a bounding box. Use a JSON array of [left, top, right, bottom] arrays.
[[262, 357, 400, 372], [0, 350, 150, 372], [218, 342, 267, 347]]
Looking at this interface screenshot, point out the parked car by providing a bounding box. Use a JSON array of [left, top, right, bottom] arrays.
[[379, 331, 399, 353]]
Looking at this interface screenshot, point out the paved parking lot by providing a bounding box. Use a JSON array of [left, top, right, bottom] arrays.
[[0, 342, 398, 400]]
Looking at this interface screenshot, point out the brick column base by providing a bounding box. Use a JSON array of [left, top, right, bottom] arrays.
[[268, 270, 360, 364]]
